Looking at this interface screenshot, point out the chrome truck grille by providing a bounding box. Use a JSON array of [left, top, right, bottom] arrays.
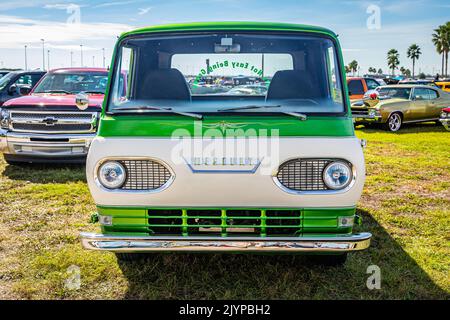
[[9, 110, 97, 134], [276, 159, 330, 191], [120, 160, 173, 190]]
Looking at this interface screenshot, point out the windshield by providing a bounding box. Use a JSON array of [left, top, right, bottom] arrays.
[[0, 73, 14, 91], [33, 72, 109, 94], [108, 32, 345, 114]]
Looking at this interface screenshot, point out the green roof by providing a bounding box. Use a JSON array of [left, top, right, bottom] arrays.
[[120, 21, 337, 39]]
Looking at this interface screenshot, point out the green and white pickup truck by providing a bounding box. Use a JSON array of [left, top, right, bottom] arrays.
[[80, 22, 371, 265]]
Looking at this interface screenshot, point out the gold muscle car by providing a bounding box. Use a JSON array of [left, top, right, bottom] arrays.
[[351, 85, 450, 131]]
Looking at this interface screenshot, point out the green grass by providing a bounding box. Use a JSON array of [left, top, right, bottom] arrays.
[[0, 123, 449, 299]]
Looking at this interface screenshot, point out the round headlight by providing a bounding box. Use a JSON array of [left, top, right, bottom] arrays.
[[441, 111, 448, 119], [97, 161, 126, 189], [323, 161, 353, 190]]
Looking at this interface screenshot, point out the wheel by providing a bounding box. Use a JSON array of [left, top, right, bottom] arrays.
[[384, 112, 402, 132], [309, 254, 348, 266]]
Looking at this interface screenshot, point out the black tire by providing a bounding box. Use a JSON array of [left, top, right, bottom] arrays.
[[384, 112, 402, 132], [309, 253, 348, 266]]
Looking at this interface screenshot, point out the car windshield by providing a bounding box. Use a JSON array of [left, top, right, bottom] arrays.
[[33, 72, 109, 94], [378, 87, 411, 99], [0, 73, 14, 91], [108, 32, 345, 114]]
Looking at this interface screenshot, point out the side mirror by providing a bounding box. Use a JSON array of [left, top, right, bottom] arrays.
[[19, 86, 32, 96], [75, 92, 89, 110], [7, 84, 17, 95]]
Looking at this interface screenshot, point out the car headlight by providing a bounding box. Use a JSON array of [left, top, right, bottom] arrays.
[[441, 111, 448, 119], [323, 161, 353, 190], [97, 161, 126, 189], [0, 108, 10, 129]]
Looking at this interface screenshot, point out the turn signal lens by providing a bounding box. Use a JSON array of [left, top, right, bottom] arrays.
[[323, 161, 353, 190], [97, 161, 126, 189]]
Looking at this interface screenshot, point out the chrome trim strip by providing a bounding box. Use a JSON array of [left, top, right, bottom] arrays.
[[80, 232, 372, 252], [93, 156, 175, 194], [271, 158, 356, 195], [403, 118, 439, 124]]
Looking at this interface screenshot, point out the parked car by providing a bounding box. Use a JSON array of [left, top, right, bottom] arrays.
[[0, 68, 116, 164], [435, 81, 450, 93], [79, 21, 372, 265], [225, 84, 268, 95], [347, 77, 382, 101], [352, 84, 450, 131], [0, 70, 11, 79], [440, 107, 450, 130], [0, 70, 46, 106]]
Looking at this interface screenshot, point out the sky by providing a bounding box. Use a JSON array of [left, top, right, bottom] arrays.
[[0, 0, 448, 75]]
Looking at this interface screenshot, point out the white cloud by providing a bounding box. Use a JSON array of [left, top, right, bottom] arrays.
[[93, 0, 143, 8], [138, 7, 152, 15], [0, 14, 133, 49]]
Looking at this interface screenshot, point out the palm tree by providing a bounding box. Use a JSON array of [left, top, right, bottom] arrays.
[[407, 44, 421, 78], [432, 24, 449, 77], [387, 49, 400, 75], [445, 22, 450, 77], [345, 65, 351, 74], [348, 60, 358, 76]]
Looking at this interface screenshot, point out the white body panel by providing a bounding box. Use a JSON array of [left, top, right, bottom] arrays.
[[86, 137, 365, 208]]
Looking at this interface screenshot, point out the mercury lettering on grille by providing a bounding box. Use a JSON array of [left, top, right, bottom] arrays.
[[276, 159, 331, 191], [120, 160, 172, 190]]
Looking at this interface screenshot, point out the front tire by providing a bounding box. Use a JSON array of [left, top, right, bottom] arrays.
[[384, 112, 402, 132]]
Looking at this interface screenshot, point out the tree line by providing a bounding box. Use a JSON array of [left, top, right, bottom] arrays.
[[345, 21, 449, 79]]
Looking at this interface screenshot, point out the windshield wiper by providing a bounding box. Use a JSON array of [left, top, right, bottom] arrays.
[[113, 106, 203, 120], [217, 105, 307, 120], [280, 112, 307, 121], [83, 91, 105, 94], [41, 90, 72, 94], [217, 105, 281, 112]]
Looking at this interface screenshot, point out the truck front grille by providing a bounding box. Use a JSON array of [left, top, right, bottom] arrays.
[[120, 160, 173, 191], [10, 111, 96, 133], [147, 209, 302, 236], [276, 159, 330, 191]]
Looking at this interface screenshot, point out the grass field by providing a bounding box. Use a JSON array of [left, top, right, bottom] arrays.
[[0, 123, 449, 299]]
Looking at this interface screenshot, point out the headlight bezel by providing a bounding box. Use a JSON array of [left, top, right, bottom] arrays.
[[441, 111, 448, 119], [97, 160, 127, 189], [322, 161, 353, 190]]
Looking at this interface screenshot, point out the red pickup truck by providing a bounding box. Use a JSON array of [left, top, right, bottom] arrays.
[[0, 68, 114, 164]]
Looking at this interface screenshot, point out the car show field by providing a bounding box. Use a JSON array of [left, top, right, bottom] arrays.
[[0, 123, 448, 300]]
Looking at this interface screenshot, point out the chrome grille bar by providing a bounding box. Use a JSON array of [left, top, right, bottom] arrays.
[[9, 110, 97, 134]]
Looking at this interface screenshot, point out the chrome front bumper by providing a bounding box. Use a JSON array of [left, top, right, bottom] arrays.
[[0, 130, 95, 157], [440, 118, 449, 131], [80, 232, 372, 253]]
